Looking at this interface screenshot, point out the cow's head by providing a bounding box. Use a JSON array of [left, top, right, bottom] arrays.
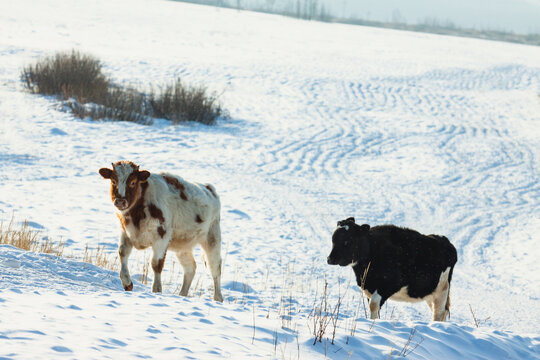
[[99, 161, 150, 211], [327, 217, 370, 267]]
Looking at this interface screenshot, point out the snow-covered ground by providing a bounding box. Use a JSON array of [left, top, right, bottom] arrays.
[[1, 0, 539, 358]]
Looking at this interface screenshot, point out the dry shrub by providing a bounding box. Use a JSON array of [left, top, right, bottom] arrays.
[[67, 86, 151, 124], [21, 50, 109, 104], [149, 78, 224, 125], [22, 50, 226, 125]]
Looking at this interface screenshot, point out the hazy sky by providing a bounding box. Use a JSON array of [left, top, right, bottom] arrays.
[[245, 0, 540, 34], [321, 0, 540, 34]]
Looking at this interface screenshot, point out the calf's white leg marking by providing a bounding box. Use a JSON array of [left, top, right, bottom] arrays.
[[201, 221, 224, 302], [118, 233, 133, 290], [176, 251, 197, 296], [151, 236, 170, 293], [424, 267, 451, 321], [369, 290, 382, 319]]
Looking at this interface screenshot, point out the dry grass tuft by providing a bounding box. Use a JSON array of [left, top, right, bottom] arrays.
[[1, 217, 118, 271], [83, 243, 118, 271], [0, 217, 65, 257]]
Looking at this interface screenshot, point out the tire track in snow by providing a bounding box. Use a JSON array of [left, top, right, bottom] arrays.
[[246, 64, 540, 325]]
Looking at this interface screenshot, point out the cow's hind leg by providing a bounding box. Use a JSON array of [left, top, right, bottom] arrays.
[[201, 221, 224, 302], [176, 251, 196, 297], [151, 238, 169, 293], [119, 233, 133, 291], [429, 267, 451, 321], [368, 291, 382, 319]]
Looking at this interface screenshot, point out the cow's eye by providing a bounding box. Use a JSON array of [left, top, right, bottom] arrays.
[[129, 180, 137, 188], [111, 180, 117, 186], [343, 241, 348, 246]]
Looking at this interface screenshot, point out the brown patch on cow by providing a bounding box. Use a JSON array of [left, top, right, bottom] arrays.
[[108, 171, 119, 203], [205, 185, 217, 198], [128, 182, 148, 229], [124, 171, 142, 206], [124, 282, 133, 291], [149, 203, 165, 224], [157, 226, 166, 238], [152, 254, 166, 273], [162, 174, 189, 201], [208, 233, 217, 246], [114, 160, 139, 171], [116, 213, 129, 230], [195, 214, 203, 224]]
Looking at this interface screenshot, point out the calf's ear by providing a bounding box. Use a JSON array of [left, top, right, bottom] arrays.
[[99, 168, 113, 179], [138, 170, 151, 182], [337, 217, 356, 226]]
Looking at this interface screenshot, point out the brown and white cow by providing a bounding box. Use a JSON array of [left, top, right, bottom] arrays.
[[99, 160, 223, 302]]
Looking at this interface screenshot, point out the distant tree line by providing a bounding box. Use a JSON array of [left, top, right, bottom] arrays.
[[172, 0, 540, 46], [176, 0, 331, 21]]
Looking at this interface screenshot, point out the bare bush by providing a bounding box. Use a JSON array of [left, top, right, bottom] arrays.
[[149, 79, 225, 125], [22, 51, 225, 125], [67, 86, 151, 124], [22, 50, 109, 104]]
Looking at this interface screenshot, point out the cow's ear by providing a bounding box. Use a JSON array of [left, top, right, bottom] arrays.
[[138, 170, 151, 182], [359, 224, 370, 232], [337, 217, 355, 226], [99, 168, 113, 179]]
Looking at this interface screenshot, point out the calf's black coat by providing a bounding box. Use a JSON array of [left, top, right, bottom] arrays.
[[327, 217, 457, 311]]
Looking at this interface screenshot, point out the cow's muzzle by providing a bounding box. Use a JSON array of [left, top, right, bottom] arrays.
[[114, 198, 129, 210], [327, 256, 338, 265]]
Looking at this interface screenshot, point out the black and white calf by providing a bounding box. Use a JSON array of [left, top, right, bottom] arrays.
[[327, 217, 457, 321], [99, 161, 223, 302]]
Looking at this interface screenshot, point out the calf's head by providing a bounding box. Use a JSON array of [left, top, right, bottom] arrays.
[[327, 217, 370, 267], [99, 161, 150, 211]]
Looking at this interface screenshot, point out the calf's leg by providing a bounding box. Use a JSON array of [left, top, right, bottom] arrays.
[[201, 222, 224, 302], [118, 233, 133, 291], [428, 267, 451, 321], [176, 251, 197, 297], [151, 238, 169, 293], [368, 291, 382, 319]]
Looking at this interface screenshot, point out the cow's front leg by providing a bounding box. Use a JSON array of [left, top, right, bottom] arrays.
[[151, 237, 169, 293], [119, 233, 133, 291]]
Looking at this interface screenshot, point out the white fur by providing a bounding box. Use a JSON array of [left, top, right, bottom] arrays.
[[369, 290, 382, 319], [112, 162, 134, 197], [363, 267, 452, 321]]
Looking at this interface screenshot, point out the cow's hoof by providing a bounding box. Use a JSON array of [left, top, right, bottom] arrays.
[[124, 283, 133, 291]]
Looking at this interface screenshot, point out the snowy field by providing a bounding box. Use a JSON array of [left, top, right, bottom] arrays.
[[1, 0, 540, 358]]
